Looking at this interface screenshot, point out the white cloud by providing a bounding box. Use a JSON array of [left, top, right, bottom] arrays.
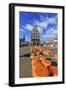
[[39, 22, 48, 28], [34, 20, 48, 29], [23, 24, 33, 31], [46, 28, 58, 34], [41, 34, 57, 42], [33, 15, 57, 32], [39, 14, 46, 21], [20, 28, 25, 32], [41, 34, 57, 38], [41, 27, 58, 40], [48, 16, 57, 24]]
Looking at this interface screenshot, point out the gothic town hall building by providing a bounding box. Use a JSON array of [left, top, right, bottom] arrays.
[[31, 25, 40, 46]]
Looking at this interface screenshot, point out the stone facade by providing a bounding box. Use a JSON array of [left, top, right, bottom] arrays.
[[31, 26, 40, 46]]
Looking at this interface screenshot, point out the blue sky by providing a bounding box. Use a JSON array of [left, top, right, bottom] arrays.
[[19, 12, 58, 42]]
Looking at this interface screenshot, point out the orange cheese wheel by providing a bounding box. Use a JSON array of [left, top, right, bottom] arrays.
[[49, 66, 58, 76], [39, 56, 45, 61], [41, 60, 52, 67], [32, 61, 42, 68], [31, 52, 37, 57], [32, 58, 38, 63], [32, 65, 49, 77], [32, 58, 40, 68], [43, 50, 52, 55]]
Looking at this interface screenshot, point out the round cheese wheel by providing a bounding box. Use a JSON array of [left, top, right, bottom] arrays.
[[41, 60, 52, 67], [32, 65, 49, 77], [40, 56, 45, 61], [49, 66, 58, 76]]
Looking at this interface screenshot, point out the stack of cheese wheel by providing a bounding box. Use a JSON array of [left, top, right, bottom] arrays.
[[31, 47, 58, 77], [40, 58, 52, 76], [32, 48, 38, 57], [49, 66, 58, 76], [32, 62, 49, 77], [32, 61, 42, 69], [32, 56, 50, 77], [32, 58, 40, 69], [32, 58, 40, 76], [32, 59, 42, 76]]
